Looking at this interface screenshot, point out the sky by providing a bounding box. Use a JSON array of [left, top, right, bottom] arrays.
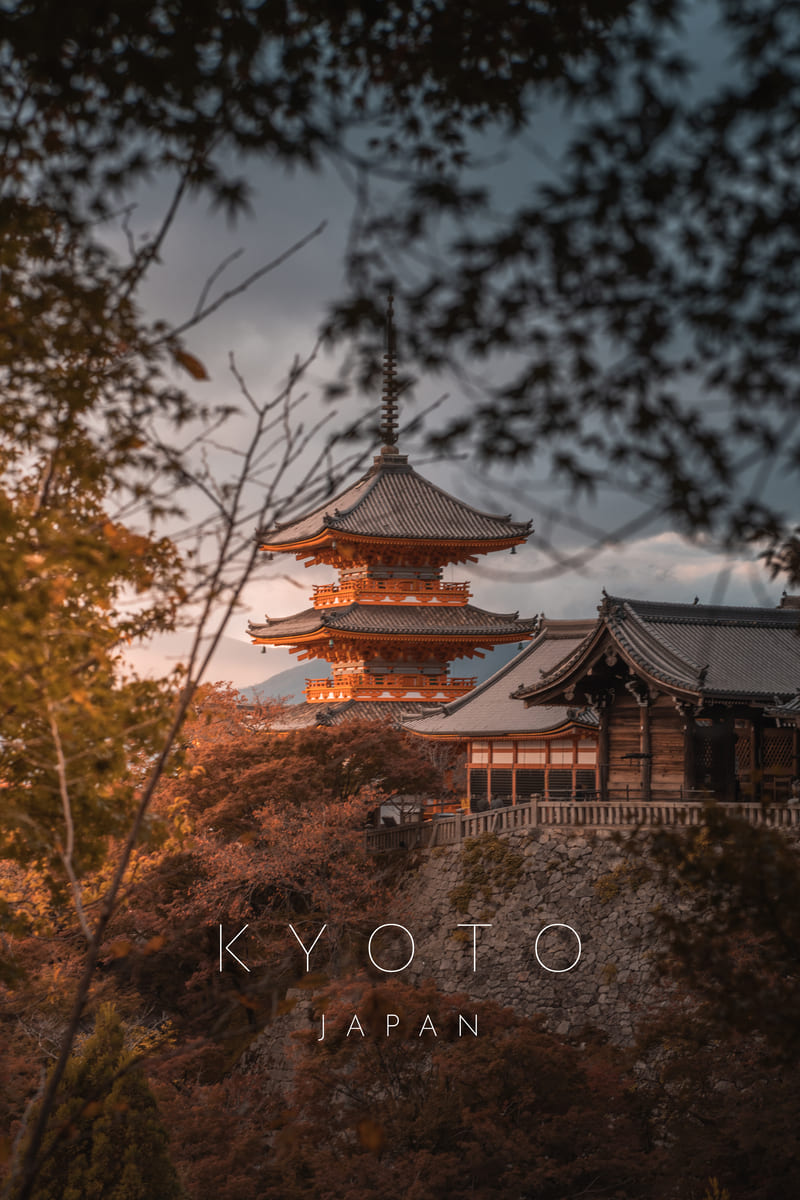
[[118, 6, 793, 691]]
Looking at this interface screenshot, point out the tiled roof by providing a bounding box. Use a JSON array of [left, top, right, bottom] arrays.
[[767, 694, 800, 724], [607, 596, 800, 699], [249, 603, 538, 640], [403, 620, 597, 736], [258, 454, 531, 547], [267, 699, 431, 731], [516, 596, 800, 703]]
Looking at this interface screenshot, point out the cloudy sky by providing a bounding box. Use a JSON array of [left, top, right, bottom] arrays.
[[119, 10, 791, 691]]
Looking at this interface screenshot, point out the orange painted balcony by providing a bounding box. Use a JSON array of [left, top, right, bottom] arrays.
[[305, 672, 477, 702], [312, 578, 471, 607]]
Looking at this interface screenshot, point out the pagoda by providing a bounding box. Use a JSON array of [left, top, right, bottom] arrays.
[[248, 299, 538, 727]]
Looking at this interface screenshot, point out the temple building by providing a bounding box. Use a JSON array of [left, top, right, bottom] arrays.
[[403, 619, 598, 805], [513, 594, 800, 804], [248, 301, 538, 729], [404, 593, 800, 807]]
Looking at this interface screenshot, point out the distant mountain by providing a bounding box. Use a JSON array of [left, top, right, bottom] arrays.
[[241, 662, 309, 703], [240, 642, 524, 703]]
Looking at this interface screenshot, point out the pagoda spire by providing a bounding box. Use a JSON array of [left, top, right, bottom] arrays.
[[380, 293, 400, 451]]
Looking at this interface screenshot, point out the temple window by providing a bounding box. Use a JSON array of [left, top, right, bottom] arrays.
[[517, 741, 546, 764], [549, 739, 574, 765], [471, 740, 489, 764], [577, 739, 597, 764]]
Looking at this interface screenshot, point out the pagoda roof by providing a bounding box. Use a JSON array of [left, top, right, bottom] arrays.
[[514, 595, 800, 705], [267, 699, 430, 731], [403, 620, 597, 737], [258, 453, 531, 549], [249, 603, 538, 642]]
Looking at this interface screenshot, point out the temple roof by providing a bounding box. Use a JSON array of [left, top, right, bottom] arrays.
[[768, 694, 800, 725], [514, 595, 800, 704], [267, 699, 430, 731], [403, 620, 597, 737], [258, 456, 531, 549], [249, 603, 538, 642]]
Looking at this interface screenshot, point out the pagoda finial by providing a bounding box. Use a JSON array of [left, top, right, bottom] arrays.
[[380, 293, 399, 450]]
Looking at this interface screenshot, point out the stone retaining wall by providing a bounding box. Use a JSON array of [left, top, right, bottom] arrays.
[[398, 828, 669, 1043]]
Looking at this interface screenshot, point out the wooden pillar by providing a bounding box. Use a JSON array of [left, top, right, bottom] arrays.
[[641, 700, 652, 802], [598, 701, 610, 803], [751, 712, 763, 804], [675, 699, 696, 797], [720, 711, 737, 803]]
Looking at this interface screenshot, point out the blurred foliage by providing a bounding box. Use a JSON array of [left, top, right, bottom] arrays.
[[0, 464, 183, 883], [10, 2, 798, 579], [324, 0, 800, 578], [14, 1004, 183, 1200], [650, 808, 800, 1053], [263, 978, 652, 1200]]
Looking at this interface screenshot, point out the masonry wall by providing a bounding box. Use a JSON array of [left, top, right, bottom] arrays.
[[245, 828, 686, 1095], [398, 828, 670, 1044], [244, 824, 800, 1097]]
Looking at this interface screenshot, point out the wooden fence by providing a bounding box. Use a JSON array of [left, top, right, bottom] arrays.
[[366, 797, 800, 852]]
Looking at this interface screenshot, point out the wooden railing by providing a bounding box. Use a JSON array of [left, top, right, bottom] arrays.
[[312, 579, 471, 607], [366, 797, 800, 852], [306, 674, 476, 701]]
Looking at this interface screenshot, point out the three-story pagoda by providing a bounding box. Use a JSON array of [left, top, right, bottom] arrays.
[[249, 300, 537, 727]]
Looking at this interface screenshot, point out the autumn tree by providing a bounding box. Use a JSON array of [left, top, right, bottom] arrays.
[[98, 697, 435, 1030], [166, 688, 450, 835], [624, 811, 800, 1198], [17, 1004, 183, 1200], [262, 978, 653, 1200], [649, 810, 800, 1052]]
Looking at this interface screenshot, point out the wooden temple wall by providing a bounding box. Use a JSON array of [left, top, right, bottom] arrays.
[[606, 694, 685, 799], [606, 694, 641, 794], [650, 699, 685, 795]]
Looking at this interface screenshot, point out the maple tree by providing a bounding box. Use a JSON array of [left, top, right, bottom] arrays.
[[0, 463, 183, 924]]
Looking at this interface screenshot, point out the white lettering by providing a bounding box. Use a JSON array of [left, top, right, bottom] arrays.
[[367, 924, 415, 974], [534, 923, 582, 973], [289, 923, 327, 973], [457, 923, 492, 971]]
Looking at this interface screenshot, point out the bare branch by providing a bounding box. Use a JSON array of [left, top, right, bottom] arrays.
[[165, 221, 327, 344], [45, 700, 92, 943], [193, 248, 245, 320]]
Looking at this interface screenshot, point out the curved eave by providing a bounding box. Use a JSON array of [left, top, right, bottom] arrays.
[[513, 622, 704, 706], [513, 621, 788, 707], [252, 627, 533, 648], [512, 623, 605, 703], [257, 458, 532, 549], [258, 530, 529, 556], [406, 715, 596, 740]]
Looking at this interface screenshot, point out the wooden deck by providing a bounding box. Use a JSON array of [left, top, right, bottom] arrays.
[[366, 797, 800, 852]]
